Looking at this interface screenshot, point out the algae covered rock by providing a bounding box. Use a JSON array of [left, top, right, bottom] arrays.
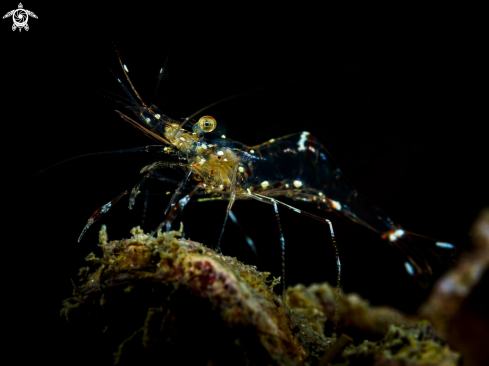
[[61, 224, 460, 365], [62, 224, 318, 365], [335, 322, 459, 366]]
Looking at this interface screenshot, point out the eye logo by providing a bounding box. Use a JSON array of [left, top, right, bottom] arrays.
[[3, 3, 38, 32]]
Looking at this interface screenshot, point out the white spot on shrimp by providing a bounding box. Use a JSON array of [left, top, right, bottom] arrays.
[[404, 262, 415, 276], [223, 158, 228, 162], [293, 180, 302, 188], [250, 149, 255, 154], [388, 229, 404, 242], [436, 242, 455, 249], [217, 151, 224, 156], [395, 229, 405, 238], [238, 167, 244, 173], [331, 200, 342, 211], [269, 138, 275, 143], [155, 114, 161, 119], [123, 64, 129, 72], [145, 118, 151, 123], [285, 184, 289, 188], [261, 181, 269, 189], [221, 135, 226, 139], [297, 131, 310, 151], [201, 143, 207, 149], [219, 184, 224, 190], [180, 137, 185, 141]]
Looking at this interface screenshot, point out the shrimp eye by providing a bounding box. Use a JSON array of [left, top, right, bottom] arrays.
[[196, 116, 217, 133]]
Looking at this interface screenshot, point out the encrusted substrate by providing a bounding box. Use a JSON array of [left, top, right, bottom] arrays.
[[286, 283, 419, 339], [61, 224, 460, 365], [334, 322, 459, 366]]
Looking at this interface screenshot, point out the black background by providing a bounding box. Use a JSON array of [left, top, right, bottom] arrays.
[[4, 2, 486, 364]]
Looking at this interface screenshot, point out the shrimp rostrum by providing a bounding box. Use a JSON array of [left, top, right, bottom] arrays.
[[79, 50, 457, 323]]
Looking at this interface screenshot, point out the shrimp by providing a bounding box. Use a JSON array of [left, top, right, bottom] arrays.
[[71, 46, 458, 338]]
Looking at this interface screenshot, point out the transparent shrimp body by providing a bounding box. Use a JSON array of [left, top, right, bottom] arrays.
[[115, 104, 450, 286], [182, 129, 402, 238], [78, 49, 456, 303], [244, 131, 398, 235]]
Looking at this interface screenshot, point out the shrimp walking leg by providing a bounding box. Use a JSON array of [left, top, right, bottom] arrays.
[[158, 186, 199, 233], [163, 170, 192, 218], [191, 197, 260, 258], [217, 165, 239, 249], [78, 190, 128, 242], [228, 210, 258, 259], [78, 171, 194, 242], [153, 170, 193, 232], [129, 162, 187, 210], [272, 201, 286, 305], [248, 190, 341, 338], [141, 179, 150, 228]]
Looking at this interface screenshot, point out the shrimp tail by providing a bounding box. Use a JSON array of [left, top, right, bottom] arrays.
[[335, 186, 459, 287], [390, 232, 459, 288]]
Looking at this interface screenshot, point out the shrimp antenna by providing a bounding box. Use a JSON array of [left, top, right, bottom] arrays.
[[96, 87, 135, 107], [108, 67, 142, 107], [26, 145, 168, 181], [173, 73, 341, 136], [174, 59, 418, 135], [111, 42, 148, 109], [151, 14, 187, 106]]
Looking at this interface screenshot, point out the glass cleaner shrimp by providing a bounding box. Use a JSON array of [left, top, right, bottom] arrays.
[[69, 46, 457, 338]]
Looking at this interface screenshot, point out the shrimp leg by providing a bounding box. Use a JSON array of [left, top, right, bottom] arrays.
[[78, 190, 129, 242], [216, 165, 239, 249], [160, 186, 200, 234], [272, 201, 286, 305], [129, 162, 186, 209], [248, 189, 341, 338], [195, 196, 259, 259], [155, 170, 193, 232], [228, 210, 259, 260]]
